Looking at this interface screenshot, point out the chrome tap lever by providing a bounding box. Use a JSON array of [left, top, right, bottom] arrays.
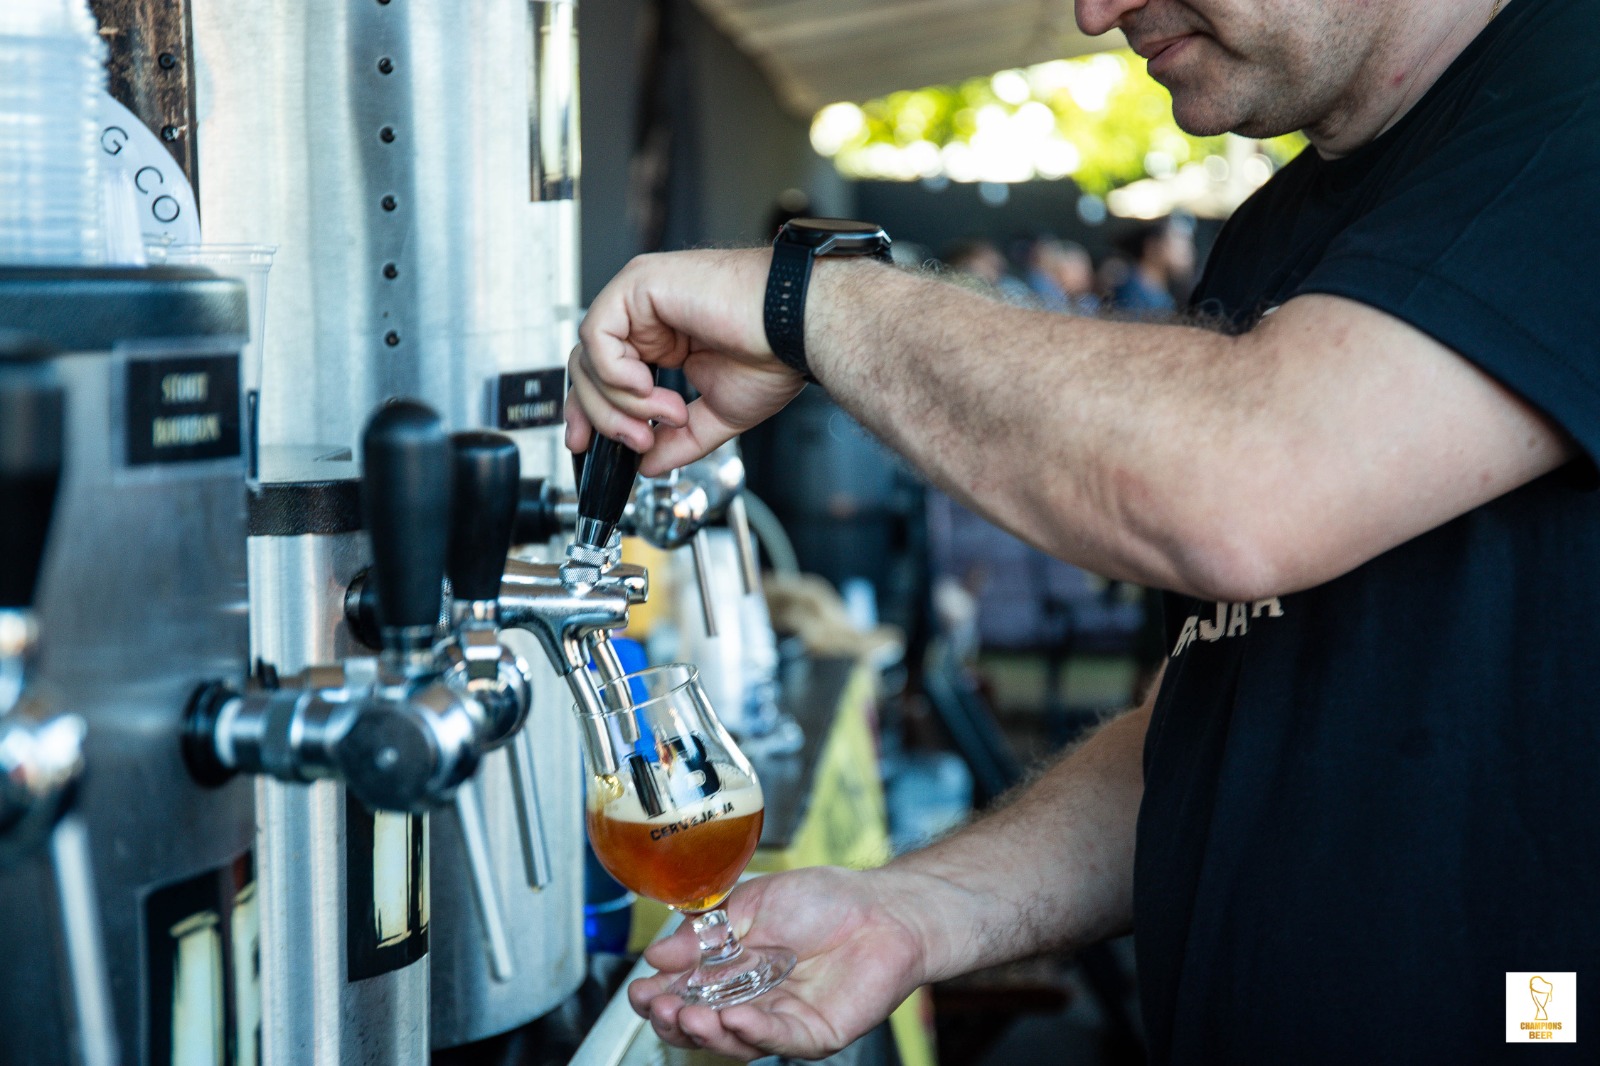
[[49, 810, 119, 1066], [0, 714, 88, 865], [727, 494, 761, 595], [689, 528, 719, 637], [586, 630, 629, 687], [361, 400, 454, 675], [584, 631, 639, 745], [451, 775, 515, 981], [0, 713, 119, 1066], [506, 731, 552, 889]]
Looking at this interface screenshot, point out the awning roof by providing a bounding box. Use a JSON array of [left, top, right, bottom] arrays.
[[691, 0, 1127, 117]]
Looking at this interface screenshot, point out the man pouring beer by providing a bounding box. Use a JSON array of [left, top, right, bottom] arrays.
[[566, 0, 1600, 1059]]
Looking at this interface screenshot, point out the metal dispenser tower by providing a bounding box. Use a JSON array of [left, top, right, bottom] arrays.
[[88, 0, 587, 1060], [0, 267, 258, 1065]]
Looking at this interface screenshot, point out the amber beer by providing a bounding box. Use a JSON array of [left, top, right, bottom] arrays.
[[587, 779, 765, 912]]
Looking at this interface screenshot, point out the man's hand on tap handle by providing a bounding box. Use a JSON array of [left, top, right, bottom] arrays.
[[565, 249, 803, 477]]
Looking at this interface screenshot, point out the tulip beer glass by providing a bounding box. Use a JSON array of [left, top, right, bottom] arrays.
[[582, 663, 795, 1007]]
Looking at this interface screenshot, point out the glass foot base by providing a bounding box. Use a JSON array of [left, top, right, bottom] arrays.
[[668, 945, 797, 1010]]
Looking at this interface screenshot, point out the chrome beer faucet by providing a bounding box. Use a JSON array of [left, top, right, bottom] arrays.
[[435, 431, 553, 914], [632, 441, 762, 636], [511, 439, 760, 638], [183, 401, 524, 978], [495, 435, 651, 777], [0, 350, 118, 1066]]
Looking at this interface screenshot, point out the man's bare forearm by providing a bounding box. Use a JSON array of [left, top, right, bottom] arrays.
[[877, 684, 1154, 984], [804, 260, 1569, 601], [807, 260, 1249, 596]]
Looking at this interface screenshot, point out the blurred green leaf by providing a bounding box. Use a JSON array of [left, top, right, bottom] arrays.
[[812, 49, 1307, 195]]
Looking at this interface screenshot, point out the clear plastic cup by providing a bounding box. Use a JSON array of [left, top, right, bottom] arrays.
[[155, 244, 276, 397], [150, 244, 277, 479]]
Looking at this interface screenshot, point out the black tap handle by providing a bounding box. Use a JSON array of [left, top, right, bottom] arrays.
[[512, 478, 562, 544], [448, 431, 521, 603], [0, 337, 65, 610], [361, 400, 452, 636], [575, 435, 641, 546]]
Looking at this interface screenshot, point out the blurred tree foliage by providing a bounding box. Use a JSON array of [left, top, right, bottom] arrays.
[[818, 49, 1306, 193]]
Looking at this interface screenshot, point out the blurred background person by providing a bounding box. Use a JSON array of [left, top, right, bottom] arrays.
[[943, 237, 1034, 305], [1025, 236, 1100, 316], [1109, 216, 1195, 317]]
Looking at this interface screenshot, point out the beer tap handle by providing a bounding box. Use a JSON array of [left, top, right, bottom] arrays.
[[0, 343, 65, 611], [575, 435, 641, 548], [50, 811, 120, 1066], [574, 435, 642, 550], [690, 529, 719, 638], [727, 495, 761, 596], [512, 478, 564, 545], [448, 427, 552, 894], [570, 449, 587, 495], [448, 432, 520, 605], [451, 777, 515, 981], [361, 401, 453, 660], [506, 732, 552, 889]]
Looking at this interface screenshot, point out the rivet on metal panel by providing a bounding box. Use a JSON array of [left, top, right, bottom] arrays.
[[381, 195, 398, 211], [377, 56, 395, 75], [383, 263, 399, 279], [385, 332, 401, 347], [379, 125, 397, 143]]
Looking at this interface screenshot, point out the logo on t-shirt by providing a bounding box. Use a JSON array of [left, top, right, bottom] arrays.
[[1507, 972, 1577, 1043], [1170, 598, 1284, 658]]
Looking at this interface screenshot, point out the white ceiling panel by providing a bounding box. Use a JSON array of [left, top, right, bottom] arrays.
[[692, 0, 1125, 115]]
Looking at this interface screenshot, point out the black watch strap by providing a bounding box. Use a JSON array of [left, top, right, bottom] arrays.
[[764, 240, 814, 379]]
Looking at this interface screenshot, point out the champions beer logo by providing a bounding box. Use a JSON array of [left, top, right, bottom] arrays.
[[1506, 972, 1577, 1043]]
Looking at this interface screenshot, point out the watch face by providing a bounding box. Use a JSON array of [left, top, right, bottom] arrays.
[[781, 218, 891, 255]]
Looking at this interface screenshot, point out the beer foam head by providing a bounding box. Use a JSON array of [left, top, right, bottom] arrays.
[[592, 769, 764, 824]]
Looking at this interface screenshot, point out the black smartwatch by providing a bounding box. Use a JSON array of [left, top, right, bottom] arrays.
[[764, 217, 892, 380]]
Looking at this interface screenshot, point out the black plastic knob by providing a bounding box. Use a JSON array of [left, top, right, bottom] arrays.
[[0, 334, 64, 610], [181, 681, 240, 789], [575, 435, 641, 547], [448, 431, 520, 603], [360, 400, 452, 636], [511, 478, 561, 544]]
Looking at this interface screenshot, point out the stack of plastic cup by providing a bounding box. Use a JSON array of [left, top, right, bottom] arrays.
[[0, 0, 107, 265]]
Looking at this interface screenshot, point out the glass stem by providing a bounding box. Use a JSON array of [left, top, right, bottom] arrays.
[[690, 908, 745, 968]]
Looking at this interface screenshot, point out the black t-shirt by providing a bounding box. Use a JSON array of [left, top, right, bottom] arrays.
[[1137, 0, 1600, 1061]]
